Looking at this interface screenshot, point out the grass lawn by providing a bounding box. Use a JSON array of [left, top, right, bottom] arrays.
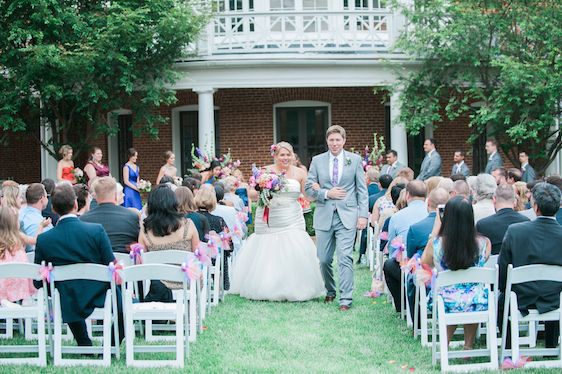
[[2, 253, 561, 373]]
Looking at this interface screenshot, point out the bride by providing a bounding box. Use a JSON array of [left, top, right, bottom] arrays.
[[231, 142, 326, 301]]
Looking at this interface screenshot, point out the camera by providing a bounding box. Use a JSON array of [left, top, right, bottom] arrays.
[[437, 204, 446, 219]]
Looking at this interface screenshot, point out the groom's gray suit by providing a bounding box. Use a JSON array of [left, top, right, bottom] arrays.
[[305, 150, 369, 307]]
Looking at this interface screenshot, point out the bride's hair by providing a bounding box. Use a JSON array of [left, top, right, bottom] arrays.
[[272, 141, 294, 157]]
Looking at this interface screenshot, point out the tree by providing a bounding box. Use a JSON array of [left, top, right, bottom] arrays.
[[0, 0, 209, 159], [391, 0, 562, 174]]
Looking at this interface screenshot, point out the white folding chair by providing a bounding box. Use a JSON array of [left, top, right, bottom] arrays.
[[500, 264, 562, 369], [50, 263, 120, 366], [414, 279, 432, 347], [0, 263, 47, 366], [367, 221, 377, 272], [120, 264, 189, 368], [114, 252, 134, 266], [141, 250, 200, 343], [208, 249, 223, 308], [431, 267, 498, 372]]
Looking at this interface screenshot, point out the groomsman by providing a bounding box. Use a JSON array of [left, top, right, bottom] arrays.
[[451, 150, 470, 177], [416, 138, 441, 181], [519, 151, 536, 183], [380, 150, 405, 178], [485, 139, 503, 174]]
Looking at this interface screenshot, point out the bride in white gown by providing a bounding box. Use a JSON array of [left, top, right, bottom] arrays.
[[231, 142, 326, 301]]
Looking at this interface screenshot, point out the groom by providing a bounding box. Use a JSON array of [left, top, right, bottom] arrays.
[[306, 125, 369, 311]]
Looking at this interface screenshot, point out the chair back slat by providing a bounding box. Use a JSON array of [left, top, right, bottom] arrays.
[[120, 263, 186, 283], [434, 267, 496, 289], [509, 264, 562, 284], [114, 253, 134, 266], [0, 263, 42, 280], [51, 263, 111, 282], [142, 250, 195, 265]]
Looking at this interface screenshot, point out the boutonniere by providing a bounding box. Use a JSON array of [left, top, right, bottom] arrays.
[[345, 157, 352, 166]]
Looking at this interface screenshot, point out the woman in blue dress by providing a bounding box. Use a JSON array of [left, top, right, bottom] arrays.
[[122, 148, 143, 210]]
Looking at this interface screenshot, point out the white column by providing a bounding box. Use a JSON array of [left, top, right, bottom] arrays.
[[390, 90, 408, 166], [40, 123, 58, 181], [196, 88, 216, 156]]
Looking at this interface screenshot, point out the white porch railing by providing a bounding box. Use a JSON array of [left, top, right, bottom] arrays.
[[187, 9, 405, 59]]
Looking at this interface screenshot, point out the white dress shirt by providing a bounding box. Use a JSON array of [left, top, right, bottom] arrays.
[[454, 161, 465, 174], [489, 151, 497, 161]]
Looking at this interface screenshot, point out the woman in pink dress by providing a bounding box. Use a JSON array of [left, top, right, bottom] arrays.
[[84, 146, 111, 187], [0, 207, 36, 302]]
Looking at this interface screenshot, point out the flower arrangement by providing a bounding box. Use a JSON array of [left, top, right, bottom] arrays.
[[352, 133, 386, 171], [138, 179, 152, 193], [72, 167, 86, 184], [191, 144, 211, 171], [249, 164, 288, 224]]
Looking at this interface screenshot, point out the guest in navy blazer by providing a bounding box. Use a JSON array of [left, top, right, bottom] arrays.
[[34, 184, 123, 347]]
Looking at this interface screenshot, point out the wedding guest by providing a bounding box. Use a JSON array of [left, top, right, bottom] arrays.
[[202, 160, 222, 185], [19, 183, 52, 252], [506, 168, 522, 185], [513, 181, 528, 211], [467, 176, 478, 202], [156, 151, 177, 185], [519, 180, 540, 220], [371, 177, 408, 226], [232, 169, 255, 219], [421, 196, 491, 350], [425, 176, 443, 196], [212, 184, 245, 254], [41, 178, 59, 225], [34, 184, 123, 347], [369, 174, 393, 213], [498, 182, 562, 348], [183, 177, 202, 194], [175, 186, 210, 241], [123, 148, 142, 210], [84, 146, 110, 187], [222, 176, 244, 213], [472, 173, 497, 223], [73, 184, 91, 216], [437, 177, 454, 195], [57, 145, 76, 184], [451, 150, 470, 177], [450, 173, 467, 182], [195, 186, 231, 289], [80, 177, 140, 253], [366, 167, 381, 196], [1, 185, 22, 210], [476, 184, 529, 255], [19, 184, 28, 207], [397, 167, 415, 182], [450, 180, 470, 199], [383, 180, 428, 312], [139, 185, 199, 302], [492, 167, 507, 185], [545, 175, 562, 224], [381, 150, 405, 178], [416, 138, 442, 181], [0, 207, 36, 302], [519, 152, 536, 183], [485, 139, 503, 174]]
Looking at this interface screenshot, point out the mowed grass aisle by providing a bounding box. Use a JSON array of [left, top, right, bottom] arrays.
[[2, 255, 561, 373]]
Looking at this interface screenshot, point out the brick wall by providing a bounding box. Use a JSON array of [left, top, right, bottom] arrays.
[[0, 129, 41, 183]]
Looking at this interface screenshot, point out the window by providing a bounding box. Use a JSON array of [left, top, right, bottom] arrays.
[[275, 106, 329, 166], [179, 110, 220, 175], [303, 0, 328, 10]]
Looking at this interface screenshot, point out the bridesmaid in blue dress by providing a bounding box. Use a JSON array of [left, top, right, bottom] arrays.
[[122, 148, 143, 210]]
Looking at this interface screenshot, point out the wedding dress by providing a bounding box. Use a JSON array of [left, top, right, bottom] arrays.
[[231, 179, 326, 301]]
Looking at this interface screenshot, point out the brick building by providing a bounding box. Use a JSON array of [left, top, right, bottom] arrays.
[[2, 1, 555, 184]]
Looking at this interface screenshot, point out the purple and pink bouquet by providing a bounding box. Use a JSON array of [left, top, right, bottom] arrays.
[[249, 165, 288, 223]]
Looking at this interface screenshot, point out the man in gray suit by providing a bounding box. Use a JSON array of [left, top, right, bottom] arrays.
[[306, 125, 369, 311], [380, 150, 405, 178], [451, 150, 470, 177], [485, 139, 503, 174], [416, 138, 442, 180], [519, 151, 537, 183]]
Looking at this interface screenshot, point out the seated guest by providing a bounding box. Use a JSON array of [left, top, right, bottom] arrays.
[[397, 167, 415, 182], [138, 185, 199, 302], [519, 180, 540, 220], [451, 180, 470, 199], [19, 183, 53, 252], [472, 173, 497, 223], [498, 182, 562, 348], [437, 178, 454, 195], [424, 176, 443, 196], [421, 197, 491, 350], [371, 176, 408, 226], [182, 177, 201, 194], [383, 180, 428, 312], [379, 184, 406, 251], [175, 186, 210, 241], [73, 184, 91, 216], [0, 207, 37, 303], [450, 173, 467, 182], [80, 177, 140, 253], [366, 168, 381, 196], [41, 178, 59, 225], [221, 176, 245, 213], [212, 184, 245, 254], [369, 174, 393, 213], [506, 168, 522, 185], [491, 167, 507, 185], [34, 184, 123, 346], [476, 184, 529, 255], [545, 176, 562, 224], [358, 168, 383, 264], [513, 181, 528, 212]]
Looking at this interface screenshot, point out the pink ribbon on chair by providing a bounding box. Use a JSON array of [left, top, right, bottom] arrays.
[[205, 231, 221, 258], [194, 244, 211, 266], [39, 263, 54, 283], [219, 230, 231, 251], [231, 224, 243, 239], [129, 243, 144, 264], [501, 355, 531, 369], [237, 211, 249, 223], [181, 259, 202, 282], [108, 261, 124, 285]]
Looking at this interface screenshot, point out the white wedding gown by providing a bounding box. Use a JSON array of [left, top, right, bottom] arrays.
[[231, 179, 326, 301]]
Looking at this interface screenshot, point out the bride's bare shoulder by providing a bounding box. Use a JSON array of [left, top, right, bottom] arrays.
[[291, 166, 307, 180]]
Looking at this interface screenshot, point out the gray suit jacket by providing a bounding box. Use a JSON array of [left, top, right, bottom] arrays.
[[451, 162, 470, 177], [416, 151, 442, 180], [306, 151, 369, 231], [485, 152, 503, 174], [381, 162, 405, 178], [521, 164, 536, 183]]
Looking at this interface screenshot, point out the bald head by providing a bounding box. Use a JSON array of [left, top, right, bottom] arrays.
[[428, 187, 450, 210], [452, 180, 470, 198]]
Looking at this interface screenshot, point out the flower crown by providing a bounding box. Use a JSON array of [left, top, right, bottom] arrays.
[[270, 144, 277, 157]]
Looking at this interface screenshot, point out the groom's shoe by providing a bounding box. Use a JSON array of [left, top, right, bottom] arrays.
[[339, 305, 350, 311], [324, 296, 335, 303]]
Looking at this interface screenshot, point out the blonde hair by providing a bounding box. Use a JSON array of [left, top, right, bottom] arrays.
[[92, 177, 116, 200], [176, 186, 196, 213], [273, 141, 294, 157], [513, 181, 528, 212], [425, 176, 443, 196], [59, 144, 73, 158], [0, 207, 23, 259], [326, 125, 346, 139], [164, 150, 174, 162], [2, 185, 21, 209], [195, 186, 217, 211]]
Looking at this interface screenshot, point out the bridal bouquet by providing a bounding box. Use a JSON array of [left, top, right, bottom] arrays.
[[138, 179, 152, 193], [249, 165, 288, 223], [72, 167, 86, 184]]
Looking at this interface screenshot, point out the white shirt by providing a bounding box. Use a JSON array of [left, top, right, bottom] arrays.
[[58, 213, 77, 221], [521, 162, 528, 171], [454, 161, 465, 173], [489, 151, 497, 161], [328, 151, 344, 185]]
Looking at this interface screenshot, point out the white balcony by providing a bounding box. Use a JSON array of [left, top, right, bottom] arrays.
[[184, 0, 407, 61]]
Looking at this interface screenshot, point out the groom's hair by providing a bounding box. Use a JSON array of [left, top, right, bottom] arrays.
[[326, 125, 346, 139]]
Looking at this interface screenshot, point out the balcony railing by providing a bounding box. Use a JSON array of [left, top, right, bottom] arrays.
[[187, 9, 405, 59]]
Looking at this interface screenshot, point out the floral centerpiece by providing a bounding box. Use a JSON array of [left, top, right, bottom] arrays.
[[138, 179, 152, 193], [248, 165, 288, 224]]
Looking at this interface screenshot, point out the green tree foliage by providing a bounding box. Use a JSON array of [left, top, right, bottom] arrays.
[[0, 0, 209, 158], [391, 0, 561, 173]]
